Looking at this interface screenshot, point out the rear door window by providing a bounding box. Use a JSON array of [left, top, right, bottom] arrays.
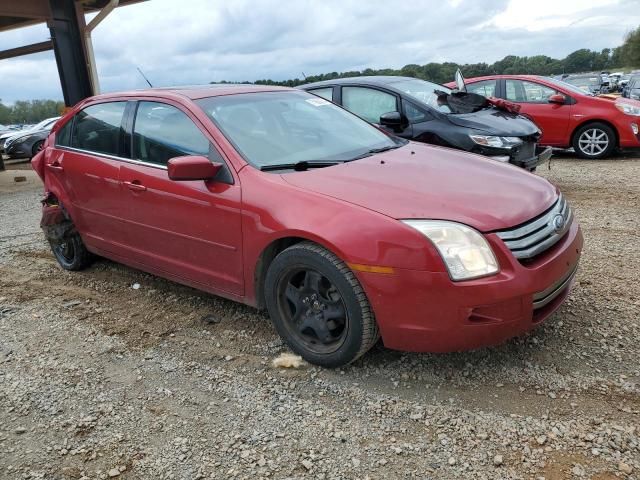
[[71, 102, 127, 156], [342, 87, 398, 123], [505, 80, 557, 103], [133, 102, 210, 166]]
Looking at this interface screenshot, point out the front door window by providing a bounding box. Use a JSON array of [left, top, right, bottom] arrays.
[[342, 87, 398, 123]]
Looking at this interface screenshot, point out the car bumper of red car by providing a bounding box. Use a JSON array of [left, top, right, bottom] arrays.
[[357, 221, 583, 353]]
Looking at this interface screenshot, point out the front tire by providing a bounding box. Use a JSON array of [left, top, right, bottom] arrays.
[[572, 122, 615, 159], [264, 242, 379, 368], [31, 140, 44, 158]]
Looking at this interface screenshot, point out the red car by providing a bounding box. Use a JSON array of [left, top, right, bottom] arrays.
[[445, 75, 640, 159], [32, 85, 583, 367]]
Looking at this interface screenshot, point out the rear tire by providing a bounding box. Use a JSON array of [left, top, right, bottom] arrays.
[[49, 232, 93, 271], [264, 242, 379, 368], [572, 122, 615, 159]]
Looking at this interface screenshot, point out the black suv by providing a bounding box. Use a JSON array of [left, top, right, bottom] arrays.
[[300, 76, 551, 171]]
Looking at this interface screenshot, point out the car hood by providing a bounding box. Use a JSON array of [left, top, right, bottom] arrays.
[[445, 108, 540, 136], [281, 143, 557, 232], [6, 128, 47, 141], [0, 131, 23, 141]]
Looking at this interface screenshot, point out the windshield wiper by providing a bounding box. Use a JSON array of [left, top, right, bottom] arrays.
[[260, 160, 344, 172], [346, 144, 402, 162]]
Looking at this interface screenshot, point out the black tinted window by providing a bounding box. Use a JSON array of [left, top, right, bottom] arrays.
[[133, 102, 210, 165], [55, 119, 72, 147], [72, 102, 126, 155]]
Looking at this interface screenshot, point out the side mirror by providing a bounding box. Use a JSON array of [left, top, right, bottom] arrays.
[[168, 155, 222, 181], [379, 111, 406, 131], [548, 94, 566, 104]]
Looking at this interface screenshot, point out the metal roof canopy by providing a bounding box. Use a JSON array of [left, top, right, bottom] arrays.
[[0, 0, 143, 106]]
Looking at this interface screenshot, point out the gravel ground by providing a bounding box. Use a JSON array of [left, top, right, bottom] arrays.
[[0, 157, 639, 480]]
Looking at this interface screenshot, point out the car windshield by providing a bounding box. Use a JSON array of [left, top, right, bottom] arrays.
[[31, 117, 59, 131], [196, 90, 398, 169], [386, 78, 453, 113], [563, 76, 601, 92], [544, 77, 594, 96]]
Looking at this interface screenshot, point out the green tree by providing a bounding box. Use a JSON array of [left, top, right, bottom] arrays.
[[213, 25, 640, 86], [617, 26, 640, 67]]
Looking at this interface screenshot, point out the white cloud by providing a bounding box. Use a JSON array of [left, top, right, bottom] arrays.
[[0, 0, 638, 104]]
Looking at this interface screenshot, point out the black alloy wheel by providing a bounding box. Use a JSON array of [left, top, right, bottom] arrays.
[[277, 267, 349, 354], [264, 242, 379, 367]]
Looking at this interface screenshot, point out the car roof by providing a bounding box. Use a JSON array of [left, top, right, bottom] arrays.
[[81, 84, 293, 104], [300, 76, 428, 89]]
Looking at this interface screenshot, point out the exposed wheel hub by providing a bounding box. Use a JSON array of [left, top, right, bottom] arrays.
[[278, 268, 348, 353]]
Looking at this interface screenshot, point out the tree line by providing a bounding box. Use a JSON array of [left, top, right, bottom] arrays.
[[230, 26, 640, 87], [0, 99, 65, 126]]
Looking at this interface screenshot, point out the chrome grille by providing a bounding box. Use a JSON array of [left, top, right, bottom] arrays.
[[495, 195, 572, 260]]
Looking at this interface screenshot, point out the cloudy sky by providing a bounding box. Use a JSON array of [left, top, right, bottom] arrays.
[[1, 0, 639, 104]]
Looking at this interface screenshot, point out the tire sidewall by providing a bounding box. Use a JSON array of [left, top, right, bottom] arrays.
[[32, 140, 44, 158], [573, 123, 615, 159], [49, 235, 84, 270], [264, 246, 366, 368]]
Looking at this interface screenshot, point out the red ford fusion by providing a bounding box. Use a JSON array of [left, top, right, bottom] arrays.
[[32, 85, 583, 367], [445, 74, 640, 159]]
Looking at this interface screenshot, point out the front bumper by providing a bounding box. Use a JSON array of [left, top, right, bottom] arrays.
[[478, 145, 552, 172], [356, 221, 583, 353], [5, 143, 28, 158], [512, 145, 552, 171]]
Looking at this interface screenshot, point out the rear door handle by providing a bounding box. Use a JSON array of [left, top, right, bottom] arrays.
[[123, 180, 147, 192]]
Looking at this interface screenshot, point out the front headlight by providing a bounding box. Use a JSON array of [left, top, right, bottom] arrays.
[[402, 220, 499, 281], [615, 103, 640, 116], [469, 135, 523, 148]]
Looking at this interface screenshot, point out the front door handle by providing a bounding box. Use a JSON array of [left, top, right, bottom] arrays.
[[47, 162, 64, 171], [123, 180, 147, 192]]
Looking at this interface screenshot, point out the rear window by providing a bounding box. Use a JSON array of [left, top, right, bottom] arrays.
[[71, 102, 126, 156]]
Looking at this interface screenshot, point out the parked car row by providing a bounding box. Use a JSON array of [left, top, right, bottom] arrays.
[[0, 116, 60, 159], [32, 84, 583, 367], [444, 74, 640, 159], [622, 74, 640, 100]]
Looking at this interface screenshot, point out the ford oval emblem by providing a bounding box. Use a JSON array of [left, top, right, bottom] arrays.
[[552, 214, 565, 233]]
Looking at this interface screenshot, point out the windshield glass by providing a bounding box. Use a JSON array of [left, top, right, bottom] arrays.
[[563, 76, 600, 92], [544, 77, 593, 96], [387, 78, 452, 113], [196, 91, 397, 169], [31, 117, 58, 131]]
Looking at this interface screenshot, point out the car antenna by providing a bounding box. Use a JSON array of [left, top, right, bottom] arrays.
[[301, 72, 307, 80], [137, 66, 154, 87]]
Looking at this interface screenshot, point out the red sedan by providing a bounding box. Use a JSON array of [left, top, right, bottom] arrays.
[[32, 85, 582, 367], [445, 75, 640, 159]]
